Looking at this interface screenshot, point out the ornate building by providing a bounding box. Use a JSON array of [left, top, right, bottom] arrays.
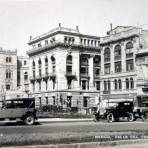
[[27, 24, 101, 113], [100, 26, 148, 107]]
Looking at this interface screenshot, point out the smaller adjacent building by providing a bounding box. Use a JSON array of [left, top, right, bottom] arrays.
[[136, 48, 148, 107], [17, 56, 29, 97]]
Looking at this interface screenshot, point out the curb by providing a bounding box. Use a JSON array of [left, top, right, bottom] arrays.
[[37, 118, 93, 123], [2, 139, 148, 148]]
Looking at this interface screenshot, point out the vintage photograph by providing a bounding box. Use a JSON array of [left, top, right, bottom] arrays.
[[0, 0, 148, 147]]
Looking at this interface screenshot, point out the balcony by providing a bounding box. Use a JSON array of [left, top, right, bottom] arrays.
[[126, 53, 133, 59], [80, 73, 90, 78], [103, 90, 110, 94], [104, 58, 110, 63], [94, 74, 100, 79], [65, 72, 77, 80], [115, 55, 121, 61]]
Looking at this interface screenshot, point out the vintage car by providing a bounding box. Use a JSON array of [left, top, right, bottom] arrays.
[[94, 101, 148, 122], [0, 98, 37, 125]]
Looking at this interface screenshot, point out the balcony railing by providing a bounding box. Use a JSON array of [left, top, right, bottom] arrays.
[[29, 76, 36, 81], [65, 72, 77, 79], [80, 73, 90, 78], [103, 90, 110, 94], [115, 55, 121, 61], [126, 53, 133, 59], [104, 58, 110, 63]]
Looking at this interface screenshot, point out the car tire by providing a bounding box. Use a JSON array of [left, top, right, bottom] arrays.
[[107, 113, 114, 123], [141, 113, 148, 122], [127, 113, 134, 122], [24, 115, 34, 125]]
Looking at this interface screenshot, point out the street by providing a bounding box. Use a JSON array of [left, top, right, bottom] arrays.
[[0, 120, 148, 147], [1, 120, 148, 134]]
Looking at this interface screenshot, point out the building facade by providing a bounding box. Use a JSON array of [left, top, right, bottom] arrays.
[[17, 56, 29, 97], [27, 24, 101, 113], [100, 26, 148, 108], [0, 49, 17, 99], [136, 48, 148, 107]]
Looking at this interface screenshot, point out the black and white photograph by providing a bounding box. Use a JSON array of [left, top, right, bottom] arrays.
[[0, 0, 148, 147]]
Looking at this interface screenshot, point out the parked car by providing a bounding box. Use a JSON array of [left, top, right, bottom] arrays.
[[94, 101, 148, 122], [0, 98, 37, 125]]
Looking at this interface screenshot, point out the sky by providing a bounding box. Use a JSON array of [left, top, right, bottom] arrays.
[[0, 0, 148, 56]]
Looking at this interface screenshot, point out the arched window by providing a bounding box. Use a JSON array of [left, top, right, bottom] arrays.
[[51, 56, 56, 73], [104, 48, 110, 62], [126, 78, 129, 89], [130, 78, 134, 89], [24, 72, 28, 80], [66, 55, 72, 74], [38, 58, 42, 77], [114, 45, 121, 60], [118, 79, 122, 89], [114, 79, 117, 90], [45, 57, 48, 75], [126, 42, 133, 49], [66, 55, 72, 64]]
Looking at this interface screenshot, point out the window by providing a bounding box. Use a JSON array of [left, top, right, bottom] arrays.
[[114, 79, 117, 90], [130, 78, 134, 89], [53, 96, 55, 105], [39, 97, 42, 106], [45, 57, 48, 75], [104, 81, 107, 91], [115, 62, 122, 73], [94, 68, 100, 77], [46, 97, 48, 104], [67, 79, 72, 89], [126, 78, 129, 89], [6, 84, 10, 90], [114, 45, 121, 60], [66, 55, 72, 74], [126, 42, 133, 49], [24, 72, 28, 80], [53, 79, 56, 89], [38, 58, 42, 77], [83, 97, 88, 107], [51, 56, 56, 73], [24, 60, 27, 65], [82, 80, 86, 90], [6, 57, 11, 63], [104, 64, 110, 74], [32, 61, 35, 78], [67, 96, 72, 108], [6, 72, 11, 79], [93, 55, 100, 66], [118, 79, 122, 89], [108, 80, 110, 90], [96, 81, 100, 90], [104, 48, 110, 62], [39, 81, 41, 91], [38, 43, 41, 47], [126, 60, 134, 71]]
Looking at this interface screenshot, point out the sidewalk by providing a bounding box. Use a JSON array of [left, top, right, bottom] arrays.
[[37, 118, 93, 123]]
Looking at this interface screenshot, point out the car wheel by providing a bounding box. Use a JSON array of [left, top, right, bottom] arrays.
[[24, 115, 34, 125], [127, 113, 134, 122], [141, 113, 148, 121], [107, 113, 114, 123]]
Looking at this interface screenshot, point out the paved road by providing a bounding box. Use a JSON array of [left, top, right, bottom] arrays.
[[0, 120, 148, 134]]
